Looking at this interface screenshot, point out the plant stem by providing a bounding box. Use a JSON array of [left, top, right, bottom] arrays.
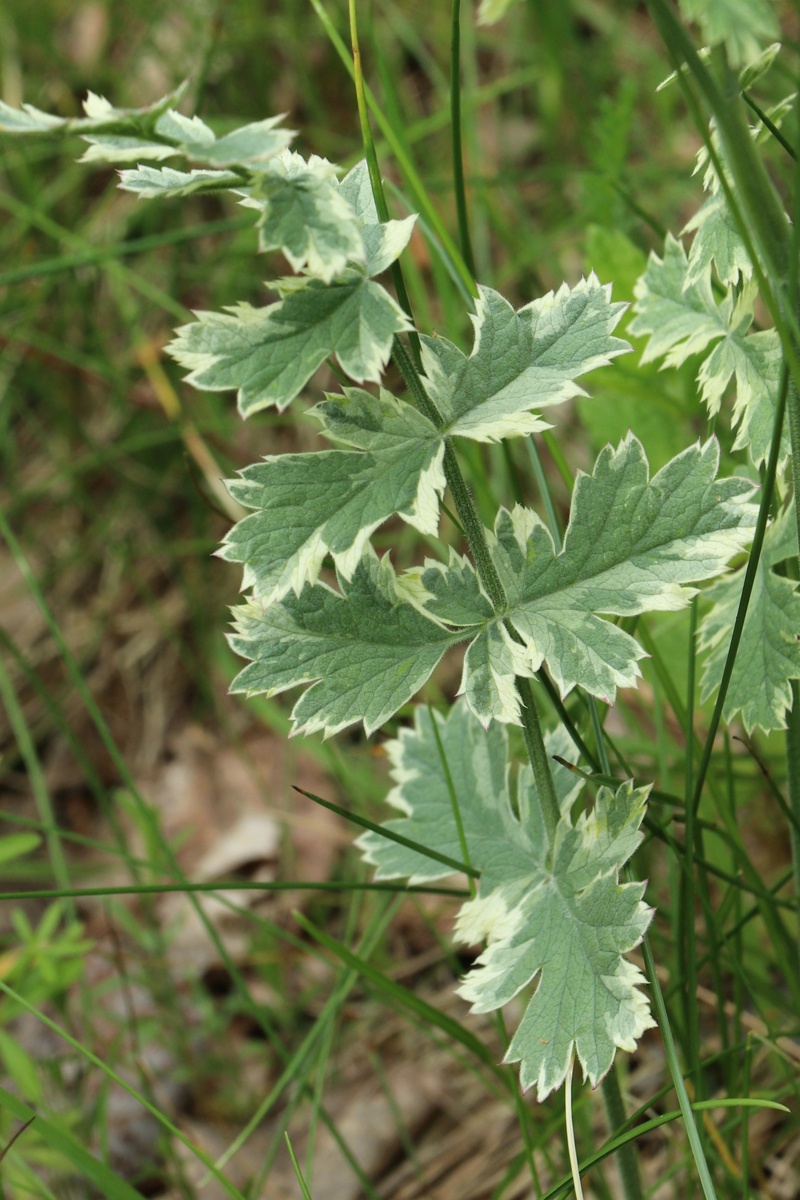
[[690, 364, 788, 817], [347, 2, 560, 853], [600, 1065, 643, 1200], [450, 0, 477, 282]]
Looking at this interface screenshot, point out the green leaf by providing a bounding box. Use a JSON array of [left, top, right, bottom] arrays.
[[228, 550, 460, 737], [682, 192, 753, 288], [0, 87, 293, 166], [0, 85, 184, 135], [678, 0, 779, 67], [220, 388, 444, 603], [337, 160, 417, 278], [413, 436, 756, 721], [630, 235, 789, 468], [457, 775, 654, 1098], [420, 277, 629, 443], [698, 507, 800, 733], [167, 271, 412, 416], [117, 164, 242, 198], [357, 700, 581, 884], [243, 152, 366, 282], [358, 700, 653, 1099]]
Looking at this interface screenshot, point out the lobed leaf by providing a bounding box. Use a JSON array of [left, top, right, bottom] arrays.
[[220, 388, 444, 603], [227, 550, 460, 737], [420, 276, 629, 442], [698, 507, 800, 733], [358, 700, 653, 1099], [413, 435, 756, 722], [167, 272, 412, 416], [630, 235, 789, 468]]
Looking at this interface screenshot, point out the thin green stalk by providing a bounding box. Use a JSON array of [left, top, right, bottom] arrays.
[[640, 936, 719, 1200], [586, 696, 644, 1200], [450, 0, 477, 281], [786, 684, 800, 970], [599, 1065, 643, 1200], [680, 598, 704, 1117], [311, 0, 475, 297], [351, 0, 559, 851], [0, 655, 71, 900], [690, 364, 788, 817]]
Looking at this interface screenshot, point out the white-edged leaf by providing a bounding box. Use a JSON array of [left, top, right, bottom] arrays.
[[630, 235, 789, 468], [457, 776, 654, 1098], [0, 87, 295, 166], [228, 550, 459, 737], [682, 192, 753, 287], [420, 277, 629, 443], [167, 271, 412, 416], [118, 164, 241, 198], [246, 151, 365, 281], [357, 700, 581, 884], [698, 507, 800, 733], [358, 700, 653, 1098], [337, 160, 417, 277], [220, 388, 444, 603], [0, 85, 185, 135], [412, 435, 756, 718]]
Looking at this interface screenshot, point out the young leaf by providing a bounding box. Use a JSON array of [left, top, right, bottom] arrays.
[[413, 435, 756, 722], [681, 192, 753, 288], [358, 699, 653, 1099], [698, 506, 800, 733], [0, 87, 294, 166], [240, 152, 366, 281], [227, 550, 460, 737], [0, 86, 185, 135], [167, 271, 412, 416], [420, 276, 629, 442], [630, 235, 789, 468], [220, 388, 444, 603]]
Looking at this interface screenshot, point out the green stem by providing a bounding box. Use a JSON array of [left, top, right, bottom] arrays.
[[786, 682, 800, 971], [450, 0, 477, 282], [348, 0, 421, 365], [640, 937, 719, 1200], [599, 1065, 643, 1200], [346, 3, 559, 850], [690, 364, 788, 817]]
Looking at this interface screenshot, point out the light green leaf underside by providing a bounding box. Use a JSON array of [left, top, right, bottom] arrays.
[[358, 700, 653, 1098], [698, 507, 800, 734], [420, 276, 629, 442], [168, 271, 412, 416], [415, 435, 756, 720], [228, 551, 459, 738], [458, 775, 654, 1098], [220, 388, 444, 603], [630, 235, 789, 469], [679, 0, 779, 66]]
